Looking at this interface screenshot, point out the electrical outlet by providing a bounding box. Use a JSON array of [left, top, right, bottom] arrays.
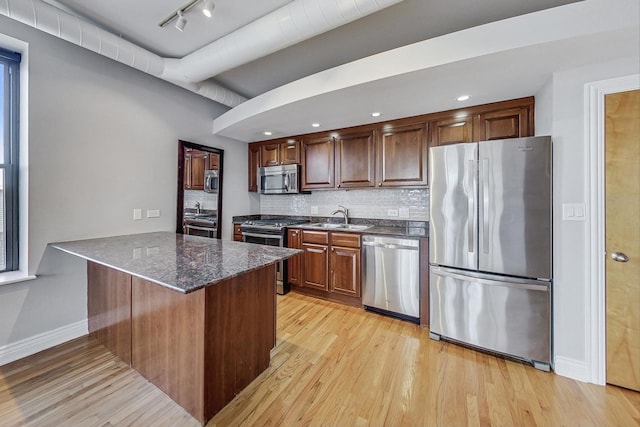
[[399, 207, 410, 218], [147, 209, 160, 218], [387, 209, 399, 217], [133, 209, 142, 220], [310, 206, 319, 214]]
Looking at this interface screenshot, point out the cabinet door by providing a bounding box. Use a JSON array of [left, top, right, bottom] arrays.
[[280, 140, 300, 165], [248, 144, 261, 192], [430, 116, 473, 146], [303, 243, 329, 291], [335, 130, 375, 188], [476, 107, 532, 141], [330, 246, 361, 297], [261, 143, 280, 167], [287, 229, 303, 286], [190, 151, 207, 190], [208, 153, 219, 170], [184, 153, 193, 189], [302, 136, 335, 190], [233, 224, 243, 242], [376, 122, 428, 187]]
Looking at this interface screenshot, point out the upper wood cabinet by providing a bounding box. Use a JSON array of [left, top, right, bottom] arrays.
[[376, 122, 428, 187], [302, 136, 335, 190], [208, 153, 219, 170], [430, 116, 474, 146], [260, 140, 300, 167], [248, 144, 261, 192], [249, 96, 534, 191], [185, 150, 207, 190], [475, 106, 532, 141], [335, 130, 375, 189]]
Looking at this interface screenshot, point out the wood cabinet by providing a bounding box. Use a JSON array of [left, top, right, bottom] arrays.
[[475, 106, 532, 141], [291, 229, 361, 305], [184, 149, 214, 190], [209, 153, 219, 170], [329, 232, 361, 297], [249, 97, 534, 191], [248, 144, 261, 192], [287, 229, 303, 286], [233, 224, 243, 242], [302, 136, 335, 190], [429, 115, 474, 146], [376, 122, 428, 187], [260, 140, 300, 167], [335, 130, 375, 188]]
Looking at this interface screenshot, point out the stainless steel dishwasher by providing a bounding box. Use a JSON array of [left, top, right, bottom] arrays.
[[362, 235, 420, 322]]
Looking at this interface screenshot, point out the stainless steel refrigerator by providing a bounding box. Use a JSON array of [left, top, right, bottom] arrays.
[[428, 136, 552, 371]]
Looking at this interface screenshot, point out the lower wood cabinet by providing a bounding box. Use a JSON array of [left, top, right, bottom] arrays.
[[233, 224, 243, 242], [288, 229, 361, 306]]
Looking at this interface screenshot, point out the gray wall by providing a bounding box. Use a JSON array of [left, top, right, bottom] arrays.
[[0, 15, 254, 349]]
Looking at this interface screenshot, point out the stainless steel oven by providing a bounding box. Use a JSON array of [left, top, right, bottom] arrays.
[[241, 218, 307, 294]]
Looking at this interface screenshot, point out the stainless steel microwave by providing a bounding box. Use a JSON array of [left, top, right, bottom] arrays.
[[204, 169, 218, 193], [258, 164, 300, 194]]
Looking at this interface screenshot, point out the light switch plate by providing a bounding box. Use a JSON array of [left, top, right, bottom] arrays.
[[562, 203, 586, 221], [147, 209, 160, 218], [133, 209, 142, 220]]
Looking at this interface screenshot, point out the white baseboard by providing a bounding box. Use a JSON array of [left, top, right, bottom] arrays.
[[0, 320, 88, 366], [554, 356, 591, 383]]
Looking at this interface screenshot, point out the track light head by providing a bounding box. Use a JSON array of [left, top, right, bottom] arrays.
[[202, 0, 215, 18], [175, 11, 187, 32]]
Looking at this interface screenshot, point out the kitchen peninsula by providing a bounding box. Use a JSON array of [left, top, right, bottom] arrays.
[[50, 232, 300, 425]]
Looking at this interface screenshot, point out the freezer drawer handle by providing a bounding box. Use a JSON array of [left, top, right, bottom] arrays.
[[611, 252, 629, 262], [431, 266, 549, 291]]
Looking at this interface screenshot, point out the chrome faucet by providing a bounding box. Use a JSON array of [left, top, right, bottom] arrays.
[[195, 201, 201, 214], [331, 205, 349, 224]]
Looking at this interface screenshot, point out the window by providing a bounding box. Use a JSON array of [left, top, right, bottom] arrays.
[[0, 47, 20, 272]]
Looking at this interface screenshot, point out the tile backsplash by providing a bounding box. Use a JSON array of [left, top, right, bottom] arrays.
[[260, 188, 429, 220], [184, 190, 219, 211]]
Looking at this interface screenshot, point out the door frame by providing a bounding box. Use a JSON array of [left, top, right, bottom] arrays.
[[585, 74, 639, 385]]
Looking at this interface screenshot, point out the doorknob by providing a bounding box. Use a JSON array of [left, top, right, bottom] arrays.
[[611, 252, 629, 262]]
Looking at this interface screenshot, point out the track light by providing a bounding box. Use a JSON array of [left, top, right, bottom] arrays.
[[202, 0, 215, 18], [175, 11, 187, 32]]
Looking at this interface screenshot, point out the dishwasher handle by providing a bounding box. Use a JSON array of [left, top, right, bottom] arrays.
[[362, 241, 419, 251]]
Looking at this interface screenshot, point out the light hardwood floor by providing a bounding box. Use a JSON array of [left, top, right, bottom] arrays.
[[1, 292, 638, 426]]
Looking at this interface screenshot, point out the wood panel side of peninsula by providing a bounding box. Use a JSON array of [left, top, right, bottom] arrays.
[[87, 261, 277, 425]]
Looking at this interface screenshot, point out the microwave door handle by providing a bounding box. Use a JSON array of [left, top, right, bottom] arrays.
[[205, 174, 210, 190], [284, 174, 290, 192]]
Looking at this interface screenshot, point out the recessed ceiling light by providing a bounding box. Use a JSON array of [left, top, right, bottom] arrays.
[[202, 0, 215, 18], [263, 131, 272, 136], [457, 95, 470, 102], [312, 123, 320, 128], [371, 112, 381, 117]]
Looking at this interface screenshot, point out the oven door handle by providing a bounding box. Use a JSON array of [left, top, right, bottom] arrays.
[[241, 232, 283, 240], [186, 225, 217, 232]]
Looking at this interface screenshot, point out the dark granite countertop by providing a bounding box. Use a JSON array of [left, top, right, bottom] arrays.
[[50, 232, 300, 294], [232, 215, 428, 238]]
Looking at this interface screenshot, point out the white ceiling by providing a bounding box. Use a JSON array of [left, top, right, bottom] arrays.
[[44, 0, 639, 143]]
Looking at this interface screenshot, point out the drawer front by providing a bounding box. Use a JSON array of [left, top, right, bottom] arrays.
[[330, 232, 360, 248], [302, 230, 329, 245]]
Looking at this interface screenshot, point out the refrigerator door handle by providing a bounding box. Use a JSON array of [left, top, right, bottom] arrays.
[[467, 159, 475, 253], [481, 158, 490, 254], [431, 266, 549, 291]]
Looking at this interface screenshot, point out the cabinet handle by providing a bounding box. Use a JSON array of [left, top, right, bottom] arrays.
[[378, 182, 382, 187], [337, 184, 341, 188]]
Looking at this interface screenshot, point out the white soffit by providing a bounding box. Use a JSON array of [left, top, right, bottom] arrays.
[[213, 0, 640, 142]]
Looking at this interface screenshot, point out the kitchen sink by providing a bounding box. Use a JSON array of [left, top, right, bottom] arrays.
[[304, 223, 372, 231]]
